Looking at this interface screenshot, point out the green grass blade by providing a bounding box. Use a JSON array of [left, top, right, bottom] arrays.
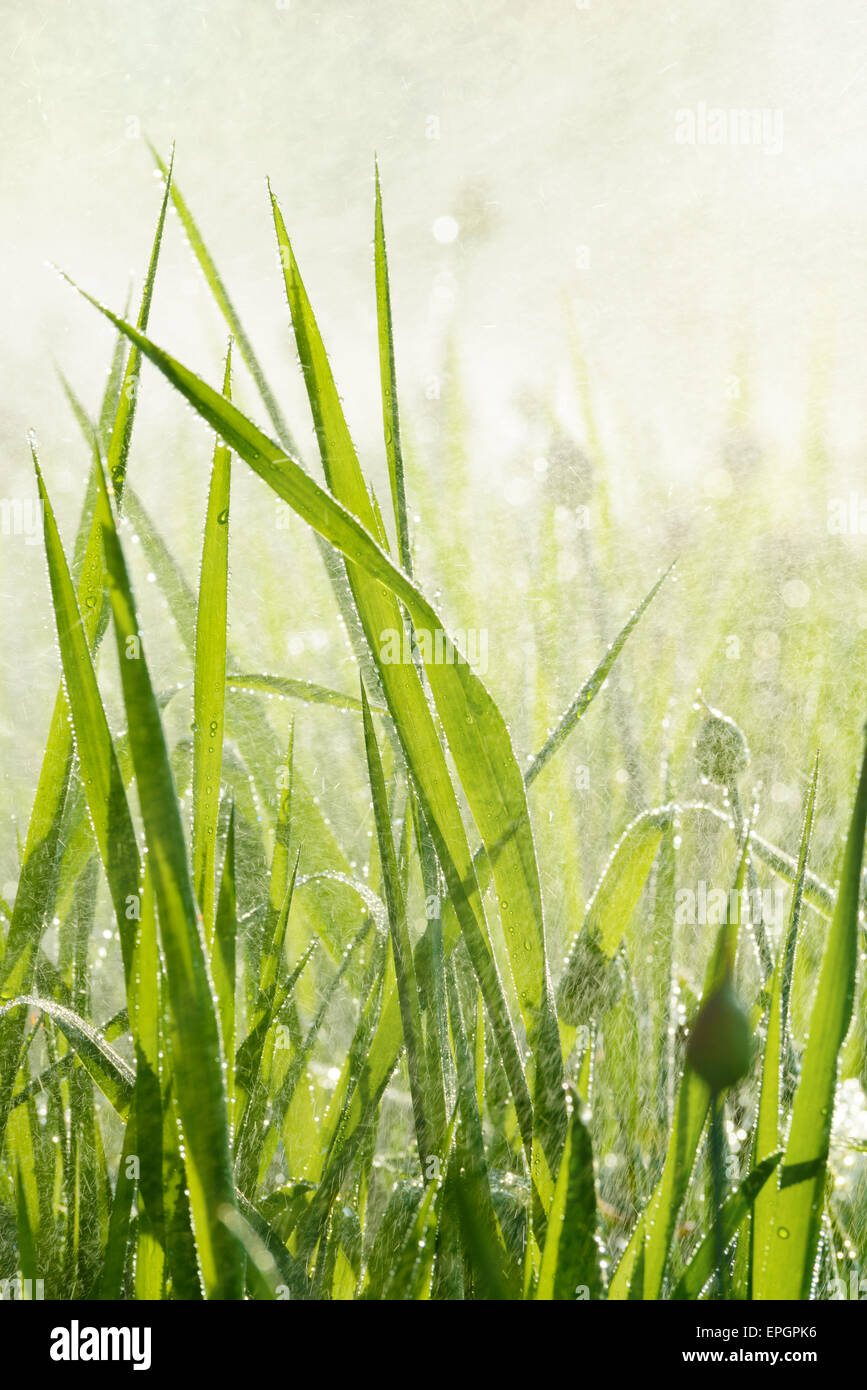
[[35, 456, 171, 1280], [535, 1101, 602, 1300], [525, 564, 674, 787], [445, 957, 520, 1297], [96, 1104, 140, 1298], [234, 1189, 309, 1300], [557, 810, 667, 1028], [33, 450, 140, 985], [310, 587, 671, 1206], [121, 486, 349, 885], [214, 804, 238, 1129], [0, 167, 172, 1147], [751, 755, 818, 1296], [255, 916, 374, 1181], [672, 1153, 782, 1300], [361, 687, 431, 1167], [234, 891, 315, 1179], [98, 302, 132, 448], [226, 672, 385, 714], [757, 733, 867, 1299], [373, 161, 412, 574], [448, 1153, 512, 1300], [193, 340, 233, 944], [95, 458, 243, 1300], [269, 194, 562, 1180], [14, 1160, 39, 1291], [105, 146, 174, 495], [129, 869, 170, 1297], [72, 275, 535, 1171], [0, 997, 134, 1117], [610, 842, 749, 1299], [146, 140, 298, 455], [10, 1008, 128, 1109], [378, 1108, 459, 1301]]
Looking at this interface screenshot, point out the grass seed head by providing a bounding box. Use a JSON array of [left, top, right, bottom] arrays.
[[556, 928, 623, 1026], [695, 708, 750, 787], [686, 978, 753, 1092]]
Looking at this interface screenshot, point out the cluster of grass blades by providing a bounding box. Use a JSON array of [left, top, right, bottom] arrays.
[[1, 147, 866, 1302]]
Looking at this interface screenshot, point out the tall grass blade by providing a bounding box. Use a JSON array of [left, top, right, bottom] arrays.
[[361, 687, 432, 1165], [610, 842, 749, 1299], [751, 756, 818, 1296], [672, 1153, 782, 1300], [193, 341, 233, 944], [278, 197, 563, 1178], [214, 804, 238, 1128], [373, 162, 412, 574], [146, 140, 297, 455], [756, 733, 867, 1299], [96, 457, 243, 1299], [535, 1101, 602, 1300], [70, 249, 540, 1173], [33, 452, 140, 986], [0, 165, 172, 1147]]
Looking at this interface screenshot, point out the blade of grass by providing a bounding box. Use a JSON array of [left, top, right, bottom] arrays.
[[672, 1153, 782, 1300], [33, 450, 140, 986], [271, 194, 564, 1182], [146, 140, 384, 697], [73, 283, 536, 1173], [235, 918, 316, 1189], [214, 803, 238, 1131], [254, 915, 375, 1183], [0, 998, 134, 1117], [378, 1107, 459, 1301], [445, 956, 520, 1297], [756, 731, 867, 1299], [68, 267, 673, 1205], [146, 140, 297, 455], [609, 841, 749, 1299], [373, 161, 412, 574], [751, 755, 818, 1296], [556, 810, 667, 1028], [96, 1101, 140, 1298], [525, 564, 674, 787], [535, 1098, 602, 1300], [120, 484, 351, 886], [96, 455, 243, 1300], [361, 687, 432, 1168], [34, 448, 180, 1285], [309, 577, 674, 1214], [0, 163, 172, 1148], [227, 672, 386, 714], [193, 339, 233, 946]]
